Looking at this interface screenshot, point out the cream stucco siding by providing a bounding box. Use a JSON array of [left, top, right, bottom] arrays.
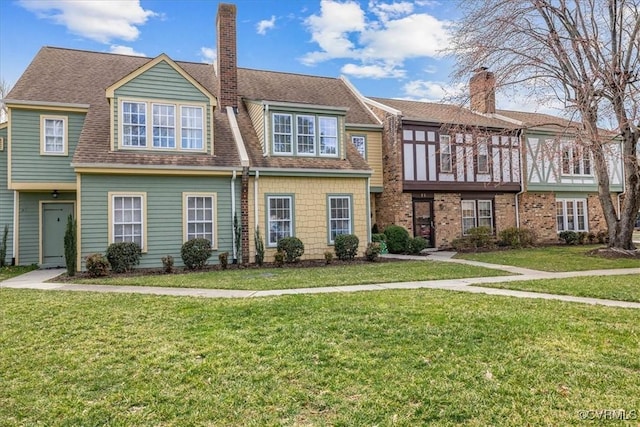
[[248, 176, 369, 261]]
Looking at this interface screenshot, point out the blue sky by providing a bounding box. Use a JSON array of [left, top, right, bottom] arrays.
[[0, 0, 473, 102]]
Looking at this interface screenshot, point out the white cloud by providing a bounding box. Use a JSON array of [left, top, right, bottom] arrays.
[[199, 47, 216, 64], [341, 62, 405, 79], [301, 0, 452, 73], [109, 45, 146, 57], [18, 0, 156, 43], [256, 15, 276, 35], [402, 80, 465, 102]]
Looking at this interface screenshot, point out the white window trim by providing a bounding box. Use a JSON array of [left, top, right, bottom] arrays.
[[108, 192, 147, 252], [351, 135, 366, 159], [477, 137, 489, 174], [297, 114, 316, 155], [271, 112, 341, 158], [118, 98, 207, 152], [461, 199, 493, 235], [182, 192, 217, 249], [272, 113, 293, 155], [440, 135, 452, 173], [266, 195, 293, 247], [328, 195, 352, 244], [152, 103, 176, 149], [561, 143, 592, 176], [40, 115, 68, 156], [556, 198, 588, 232], [318, 116, 338, 157]]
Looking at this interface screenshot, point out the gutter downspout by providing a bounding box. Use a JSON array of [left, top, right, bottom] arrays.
[[254, 170, 259, 229], [231, 170, 237, 262], [263, 104, 269, 156], [515, 129, 525, 228], [12, 190, 17, 265]]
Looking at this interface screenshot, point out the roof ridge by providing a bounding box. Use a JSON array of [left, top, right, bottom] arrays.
[[239, 66, 339, 81]]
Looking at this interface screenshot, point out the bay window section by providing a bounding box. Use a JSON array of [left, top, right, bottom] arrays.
[[122, 102, 147, 147], [328, 196, 352, 243], [273, 113, 293, 154], [297, 115, 316, 154], [267, 196, 293, 246], [152, 103, 176, 148], [181, 106, 203, 150], [319, 117, 338, 155]]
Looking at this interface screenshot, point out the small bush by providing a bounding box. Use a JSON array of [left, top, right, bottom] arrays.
[[408, 236, 428, 254], [161, 255, 174, 274], [577, 231, 589, 245], [499, 227, 536, 248], [467, 226, 494, 249], [277, 236, 304, 263], [384, 225, 410, 254], [596, 230, 608, 244], [219, 252, 229, 269], [254, 227, 265, 266], [64, 215, 76, 276], [559, 230, 579, 245], [85, 253, 110, 277], [587, 232, 597, 244], [106, 242, 141, 273], [274, 251, 285, 267], [451, 237, 477, 252], [181, 238, 212, 270], [324, 251, 333, 265], [371, 233, 387, 243], [365, 242, 381, 262], [0, 224, 8, 268], [334, 234, 359, 261]]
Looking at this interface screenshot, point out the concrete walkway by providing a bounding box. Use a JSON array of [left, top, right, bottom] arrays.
[[2, 253, 640, 309]]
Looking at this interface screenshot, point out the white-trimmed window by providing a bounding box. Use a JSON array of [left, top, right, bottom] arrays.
[[556, 199, 588, 232], [319, 117, 338, 155], [461, 200, 493, 234], [111, 194, 145, 249], [440, 135, 452, 173], [352, 135, 366, 158], [297, 115, 316, 154], [328, 196, 352, 243], [273, 113, 293, 154], [561, 144, 591, 175], [122, 102, 147, 147], [477, 137, 489, 173], [181, 106, 203, 150], [185, 194, 215, 243], [41, 116, 67, 155], [267, 195, 293, 246], [152, 103, 176, 148]]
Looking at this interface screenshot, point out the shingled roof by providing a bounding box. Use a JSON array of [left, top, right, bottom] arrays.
[[369, 97, 517, 129], [8, 46, 240, 168]]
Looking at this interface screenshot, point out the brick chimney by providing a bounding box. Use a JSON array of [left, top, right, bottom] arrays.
[[469, 67, 496, 114], [216, 3, 238, 111]]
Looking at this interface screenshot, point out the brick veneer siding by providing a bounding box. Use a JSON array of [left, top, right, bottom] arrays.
[[518, 192, 558, 243], [369, 105, 413, 233], [433, 193, 461, 248], [587, 193, 611, 235], [495, 193, 517, 235]]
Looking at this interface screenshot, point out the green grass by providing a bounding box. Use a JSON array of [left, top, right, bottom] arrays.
[[2, 289, 638, 426], [67, 260, 509, 290], [0, 265, 38, 281], [477, 275, 640, 303], [456, 245, 640, 272]]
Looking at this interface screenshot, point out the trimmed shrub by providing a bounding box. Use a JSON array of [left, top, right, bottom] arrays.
[[254, 227, 265, 266], [559, 230, 579, 245], [334, 234, 359, 261], [161, 255, 174, 274], [577, 231, 589, 245], [106, 242, 141, 273], [499, 227, 536, 248], [596, 230, 608, 244], [324, 251, 333, 265], [365, 242, 381, 262], [277, 236, 304, 263], [64, 215, 76, 276], [274, 251, 285, 267], [85, 253, 110, 278], [467, 226, 494, 249], [408, 236, 428, 254], [371, 233, 387, 243], [587, 232, 597, 244], [0, 224, 8, 268], [219, 251, 229, 269], [384, 225, 410, 254], [451, 237, 476, 252], [181, 238, 212, 270]]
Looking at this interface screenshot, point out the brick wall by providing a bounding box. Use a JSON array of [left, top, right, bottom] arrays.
[[433, 193, 461, 248], [587, 193, 611, 235], [495, 193, 517, 234], [216, 4, 238, 110], [518, 192, 558, 243]]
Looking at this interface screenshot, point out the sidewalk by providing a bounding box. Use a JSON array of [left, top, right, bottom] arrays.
[[2, 255, 640, 309]]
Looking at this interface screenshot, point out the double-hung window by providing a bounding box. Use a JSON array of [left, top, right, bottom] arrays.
[[181, 106, 203, 150], [273, 113, 293, 154], [328, 196, 352, 243], [561, 144, 591, 175], [461, 200, 493, 234], [122, 102, 147, 147], [319, 117, 338, 155], [352, 135, 366, 158], [267, 196, 293, 246], [556, 199, 587, 232], [111, 194, 145, 249], [440, 135, 452, 173], [42, 116, 66, 154], [297, 115, 316, 154], [185, 194, 215, 243], [152, 103, 176, 148], [477, 137, 489, 173]]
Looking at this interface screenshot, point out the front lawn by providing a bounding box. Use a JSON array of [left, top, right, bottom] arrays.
[[476, 274, 640, 303], [456, 245, 640, 272], [1, 289, 638, 426], [0, 265, 38, 282], [64, 260, 509, 290]]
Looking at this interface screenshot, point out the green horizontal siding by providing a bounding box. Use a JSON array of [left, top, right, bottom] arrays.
[[80, 174, 238, 269], [0, 126, 13, 262], [17, 191, 76, 265], [113, 61, 212, 151], [10, 109, 84, 182]]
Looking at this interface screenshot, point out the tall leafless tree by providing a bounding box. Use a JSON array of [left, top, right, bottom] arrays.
[[449, 0, 640, 250], [0, 78, 11, 123]]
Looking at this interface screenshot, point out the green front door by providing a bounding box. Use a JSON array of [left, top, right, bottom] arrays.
[[42, 203, 74, 267]]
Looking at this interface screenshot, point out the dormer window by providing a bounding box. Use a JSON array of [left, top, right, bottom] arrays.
[[122, 102, 147, 147], [271, 112, 340, 157], [152, 104, 176, 148]]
